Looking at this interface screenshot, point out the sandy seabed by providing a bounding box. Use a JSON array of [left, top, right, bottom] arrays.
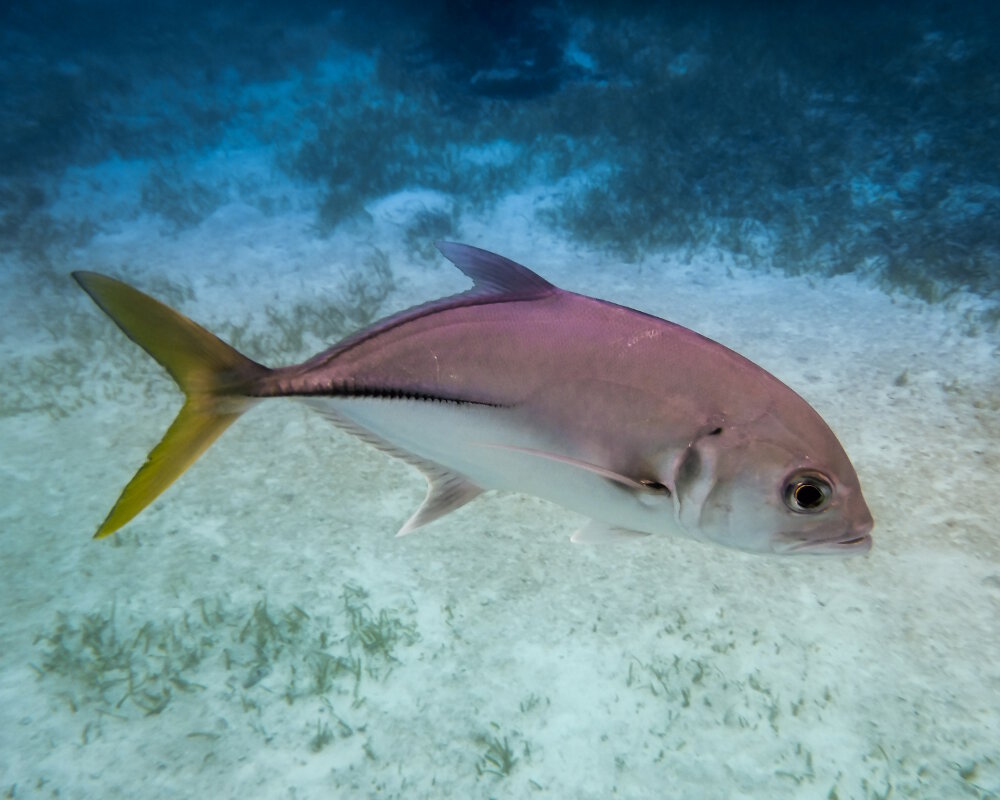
[[0, 181, 998, 800]]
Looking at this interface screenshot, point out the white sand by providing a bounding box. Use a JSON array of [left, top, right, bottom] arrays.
[[1, 172, 998, 800]]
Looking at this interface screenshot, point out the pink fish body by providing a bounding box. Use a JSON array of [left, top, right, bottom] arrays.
[[74, 242, 873, 555]]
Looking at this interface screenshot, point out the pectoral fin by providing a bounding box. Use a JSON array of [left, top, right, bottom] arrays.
[[474, 442, 671, 495]]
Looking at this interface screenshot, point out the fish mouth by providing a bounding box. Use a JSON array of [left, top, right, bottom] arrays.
[[774, 526, 874, 556]]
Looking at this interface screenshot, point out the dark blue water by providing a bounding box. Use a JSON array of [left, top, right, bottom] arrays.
[[3, 1, 998, 303]]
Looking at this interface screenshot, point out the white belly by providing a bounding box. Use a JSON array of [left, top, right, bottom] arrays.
[[304, 395, 682, 538]]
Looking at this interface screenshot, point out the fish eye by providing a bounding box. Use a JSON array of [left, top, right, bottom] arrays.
[[783, 472, 833, 513]]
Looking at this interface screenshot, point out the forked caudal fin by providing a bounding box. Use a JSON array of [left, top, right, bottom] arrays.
[[72, 272, 270, 538]]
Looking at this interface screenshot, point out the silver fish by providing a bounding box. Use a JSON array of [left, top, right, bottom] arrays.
[[73, 242, 873, 555]]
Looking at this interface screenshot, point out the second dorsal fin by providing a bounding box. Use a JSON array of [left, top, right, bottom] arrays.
[[435, 241, 556, 299], [294, 242, 558, 375]]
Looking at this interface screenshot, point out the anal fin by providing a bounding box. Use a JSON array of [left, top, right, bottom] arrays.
[[397, 468, 483, 536], [302, 398, 483, 535]]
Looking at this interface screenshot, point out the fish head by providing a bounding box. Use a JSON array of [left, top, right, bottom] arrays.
[[670, 410, 873, 556]]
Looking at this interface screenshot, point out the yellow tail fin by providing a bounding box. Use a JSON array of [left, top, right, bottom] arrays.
[[73, 272, 269, 538]]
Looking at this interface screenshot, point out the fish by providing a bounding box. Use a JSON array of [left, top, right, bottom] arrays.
[[72, 242, 873, 555]]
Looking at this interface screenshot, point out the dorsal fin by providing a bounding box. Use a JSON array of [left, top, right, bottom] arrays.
[[295, 242, 558, 374], [435, 241, 556, 299]]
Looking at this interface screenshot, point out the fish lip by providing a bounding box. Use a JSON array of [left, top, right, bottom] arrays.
[[775, 529, 874, 556]]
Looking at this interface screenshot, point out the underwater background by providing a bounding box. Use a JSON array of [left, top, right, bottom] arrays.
[[1, 1, 998, 797]]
